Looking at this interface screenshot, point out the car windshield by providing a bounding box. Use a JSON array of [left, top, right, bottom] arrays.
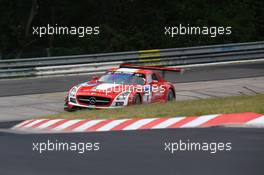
[[98, 73, 145, 85]]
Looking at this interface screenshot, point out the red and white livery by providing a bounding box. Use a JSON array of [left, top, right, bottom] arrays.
[[64, 64, 182, 111]]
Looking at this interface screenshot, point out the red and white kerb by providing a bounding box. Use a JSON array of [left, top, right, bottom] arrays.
[[12, 112, 264, 133]]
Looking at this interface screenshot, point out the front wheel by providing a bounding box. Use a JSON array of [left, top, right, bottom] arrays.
[[64, 97, 77, 112]]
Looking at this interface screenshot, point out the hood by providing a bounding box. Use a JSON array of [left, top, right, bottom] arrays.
[[76, 81, 130, 97]]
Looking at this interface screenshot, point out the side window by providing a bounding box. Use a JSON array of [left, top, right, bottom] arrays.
[[135, 77, 145, 85], [151, 73, 158, 81], [146, 74, 152, 84]]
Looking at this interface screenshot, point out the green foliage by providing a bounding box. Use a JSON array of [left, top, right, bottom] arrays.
[[0, 0, 263, 59]]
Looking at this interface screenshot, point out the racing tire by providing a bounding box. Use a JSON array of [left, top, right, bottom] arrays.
[[167, 89, 175, 102], [64, 101, 77, 112], [132, 94, 141, 105]]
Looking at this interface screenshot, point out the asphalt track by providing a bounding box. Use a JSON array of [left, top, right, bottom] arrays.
[[0, 127, 263, 175], [0, 62, 263, 174], [0, 62, 263, 97]]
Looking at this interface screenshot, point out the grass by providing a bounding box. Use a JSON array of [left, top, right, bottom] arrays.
[[45, 94, 264, 119]]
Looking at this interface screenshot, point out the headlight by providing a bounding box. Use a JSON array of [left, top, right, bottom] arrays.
[[69, 86, 78, 97], [116, 92, 130, 101]]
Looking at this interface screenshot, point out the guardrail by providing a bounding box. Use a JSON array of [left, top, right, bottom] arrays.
[[1, 41, 264, 78]]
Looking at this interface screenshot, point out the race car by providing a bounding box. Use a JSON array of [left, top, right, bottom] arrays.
[[64, 64, 182, 111]]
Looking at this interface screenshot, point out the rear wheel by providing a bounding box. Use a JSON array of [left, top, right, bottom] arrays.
[[132, 94, 141, 105], [167, 89, 175, 102]]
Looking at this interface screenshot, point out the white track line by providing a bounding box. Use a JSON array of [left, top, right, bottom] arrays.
[[35, 119, 63, 129], [152, 117, 185, 129], [180, 114, 219, 128], [52, 120, 82, 131], [23, 119, 46, 128], [13, 119, 34, 128], [96, 119, 129, 131], [246, 116, 264, 125], [123, 118, 156, 130], [72, 120, 104, 132]]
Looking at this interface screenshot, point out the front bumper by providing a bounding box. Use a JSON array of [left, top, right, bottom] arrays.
[[68, 102, 124, 109], [66, 95, 129, 109]]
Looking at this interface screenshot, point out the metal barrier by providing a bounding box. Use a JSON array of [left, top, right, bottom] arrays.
[[0, 41, 264, 78]]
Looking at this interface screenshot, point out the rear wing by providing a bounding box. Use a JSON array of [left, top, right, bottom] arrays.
[[119, 64, 183, 73]]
